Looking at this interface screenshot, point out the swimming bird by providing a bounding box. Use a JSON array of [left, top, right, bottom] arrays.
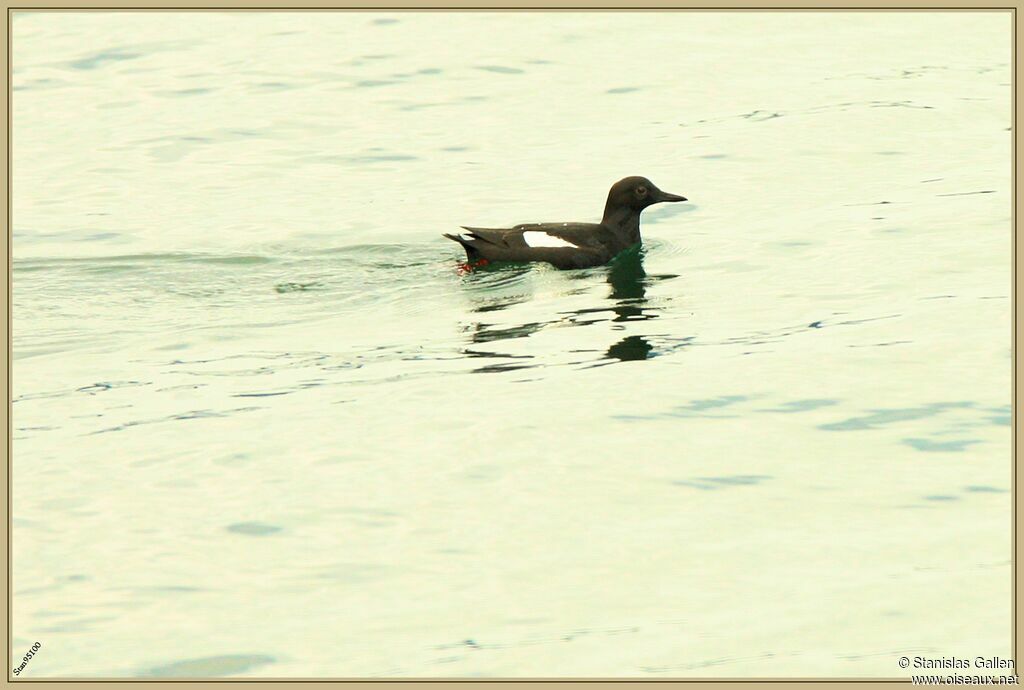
[[444, 176, 687, 270]]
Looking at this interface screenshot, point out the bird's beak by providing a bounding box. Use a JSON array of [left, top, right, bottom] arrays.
[[654, 190, 687, 203]]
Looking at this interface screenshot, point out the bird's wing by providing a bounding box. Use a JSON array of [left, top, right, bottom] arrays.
[[448, 225, 610, 269], [449, 223, 613, 269], [458, 226, 525, 249], [512, 223, 607, 249], [458, 223, 606, 249]]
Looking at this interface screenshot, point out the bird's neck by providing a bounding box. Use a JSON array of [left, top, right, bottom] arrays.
[[601, 205, 643, 246]]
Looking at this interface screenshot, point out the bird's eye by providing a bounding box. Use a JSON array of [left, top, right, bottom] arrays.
[[636, 186, 647, 196]]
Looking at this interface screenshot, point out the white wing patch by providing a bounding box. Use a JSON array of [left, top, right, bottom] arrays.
[[523, 231, 577, 248]]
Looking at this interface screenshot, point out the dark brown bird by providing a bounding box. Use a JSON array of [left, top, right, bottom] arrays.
[[444, 176, 687, 270]]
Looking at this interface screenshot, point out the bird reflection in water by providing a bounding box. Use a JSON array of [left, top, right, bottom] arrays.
[[597, 247, 658, 363], [458, 248, 675, 370], [605, 334, 653, 362]]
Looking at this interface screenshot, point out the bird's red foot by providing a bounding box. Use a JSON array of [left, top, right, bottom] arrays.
[[457, 258, 490, 273]]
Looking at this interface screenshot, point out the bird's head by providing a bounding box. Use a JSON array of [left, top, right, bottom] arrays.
[[605, 176, 687, 212]]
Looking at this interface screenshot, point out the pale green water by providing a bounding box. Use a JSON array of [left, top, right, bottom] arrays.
[[12, 11, 1012, 678]]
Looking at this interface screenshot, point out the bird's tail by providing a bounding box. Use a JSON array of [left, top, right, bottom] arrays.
[[443, 233, 480, 260]]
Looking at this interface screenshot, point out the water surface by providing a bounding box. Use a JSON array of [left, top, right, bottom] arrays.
[[12, 11, 1012, 678]]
